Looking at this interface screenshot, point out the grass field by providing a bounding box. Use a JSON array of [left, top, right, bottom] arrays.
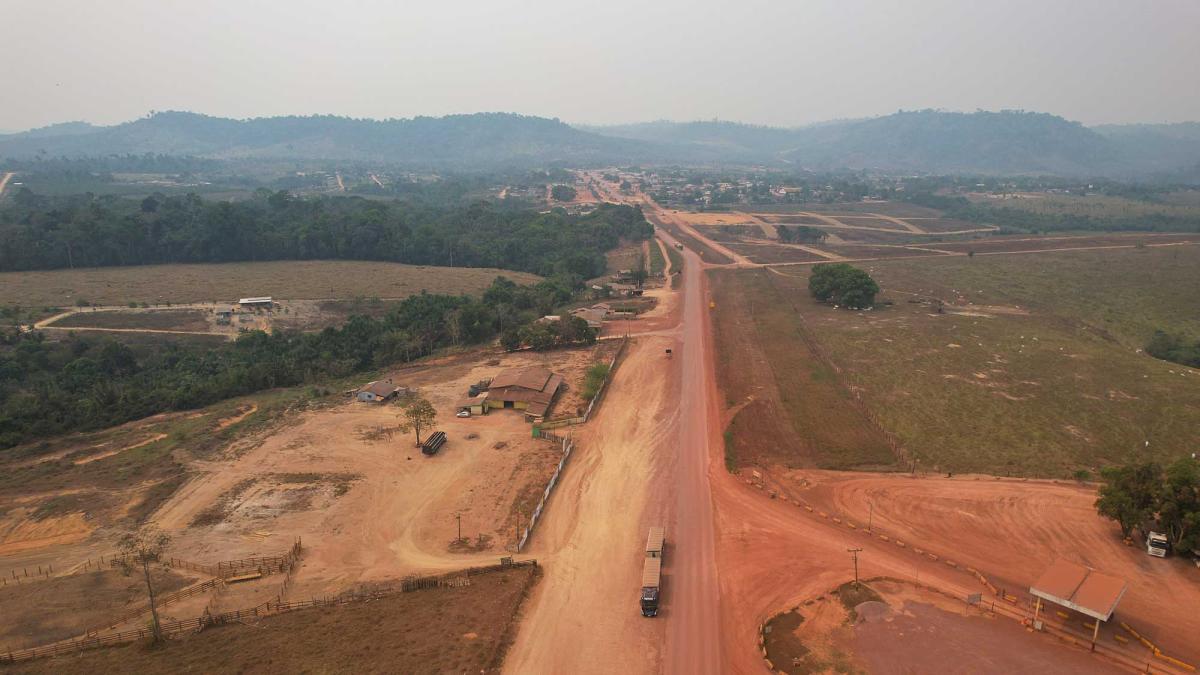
[[970, 192, 1200, 220], [724, 243, 831, 264], [0, 261, 542, 308], [7, 566, 540, 674], [648, 238, 666, 275], [710, 269, 895, 472], [760, 245, 1200, 476]]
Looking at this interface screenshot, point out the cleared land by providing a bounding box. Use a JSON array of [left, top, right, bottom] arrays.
[[8, 566, 540, 675], [724, 243, 832, 265], [0, 260, 541, 307], [761, 245, 1200, 476], [0, 390, 310, 560], [710, 268, 895, 472]]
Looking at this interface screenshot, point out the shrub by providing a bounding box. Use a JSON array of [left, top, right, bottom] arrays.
[[581, 362, 611, 401], [808, 263, 880, 309]]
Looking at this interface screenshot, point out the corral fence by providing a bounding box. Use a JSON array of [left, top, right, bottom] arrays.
[[1, 558, 537, 664], [166, 537, 302, 580], [85, 577, 225, 635], [516, 436, 574, 553], [537, 334, 630, 432], [2, 553, 127, 587]]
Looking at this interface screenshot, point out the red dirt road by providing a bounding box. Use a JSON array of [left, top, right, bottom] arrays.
[[664, 232, 723, 673]]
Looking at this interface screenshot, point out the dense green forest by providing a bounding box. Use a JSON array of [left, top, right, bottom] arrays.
[[1146, 330, 1200, 369], [0, 276, 591, 450], [0, 190, 651, 276]]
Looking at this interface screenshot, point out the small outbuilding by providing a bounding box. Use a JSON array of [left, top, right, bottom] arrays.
[[1030, 559, 1128, 648], [569, 307, 607, 329], [238, 296, 274, 309], [357, 379, 403, 403], [457, 395, 488, 416]]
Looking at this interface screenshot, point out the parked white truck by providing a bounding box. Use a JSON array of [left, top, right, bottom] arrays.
[[1146, 531, 1169, 557]]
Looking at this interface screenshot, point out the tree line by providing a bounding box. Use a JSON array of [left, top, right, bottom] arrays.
[[0, 277, 594, 450], [1096, 459, 1199, 554], [0, 190, 652, 278], [1146, 330, 1200, 369]]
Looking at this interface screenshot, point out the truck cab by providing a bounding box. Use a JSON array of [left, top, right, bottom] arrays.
[[641, 527, 664, 617], [1147, 531, 1169, 557], [640, 585, 660, 617]]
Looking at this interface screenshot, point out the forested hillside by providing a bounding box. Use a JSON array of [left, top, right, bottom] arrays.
[[0, 191, 651, 277], [0, 111, 655, 166], [5, 109, 1197, 176], [591, 110, 1200, 176]]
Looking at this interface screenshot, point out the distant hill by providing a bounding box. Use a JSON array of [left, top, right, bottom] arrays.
[[0, 111, 659, 167], [591, 110, 1200, 176], [2, 109, 1197, 176]]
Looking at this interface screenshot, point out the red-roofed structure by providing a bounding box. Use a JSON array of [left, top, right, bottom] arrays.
[[1030, 559, 1128, 648]]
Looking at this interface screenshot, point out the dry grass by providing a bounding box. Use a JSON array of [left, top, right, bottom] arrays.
[[7, 567, 541, 675], [0, 569, 193, 650], [0, 260, 542, 307], [710, 269, 895, 472], [971, 192, 1200, 219], [49, 310, 210, 332], [766, 246, 1200, 476]]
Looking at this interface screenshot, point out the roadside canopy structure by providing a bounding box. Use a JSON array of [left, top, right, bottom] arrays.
[[1030, 559, 1128, 647]]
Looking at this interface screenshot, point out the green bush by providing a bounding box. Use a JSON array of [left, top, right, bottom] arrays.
[[809, 263, 880, 309], [581, 362, 611, 401]]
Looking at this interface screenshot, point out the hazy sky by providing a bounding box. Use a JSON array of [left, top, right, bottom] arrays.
[[2, 0, 1198, 131]]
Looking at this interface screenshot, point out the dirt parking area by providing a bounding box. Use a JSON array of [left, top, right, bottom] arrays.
[[810, 580, 1123, 674], [784, 470, 1200, 665]]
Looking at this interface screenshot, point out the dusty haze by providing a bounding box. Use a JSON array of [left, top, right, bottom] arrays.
[[2, 0, 1198, 131]]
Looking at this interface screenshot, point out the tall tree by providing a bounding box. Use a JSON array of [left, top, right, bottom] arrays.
[[1095, 462, 1162, 538], [1159, 458, 1200, 551], [115, 527, 172, 643], [397, 396, 437, 446]]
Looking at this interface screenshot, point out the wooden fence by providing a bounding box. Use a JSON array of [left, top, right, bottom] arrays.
[[0, 558, 537, 664], [85, 577, 224, 635], [166, 538, 302, 580], [1, 553, 126, 587]]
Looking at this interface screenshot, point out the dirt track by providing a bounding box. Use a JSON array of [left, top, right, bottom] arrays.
[[0, 171, 14, 199]]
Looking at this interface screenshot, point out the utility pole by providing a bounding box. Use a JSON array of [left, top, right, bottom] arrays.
[[456, 513, 462, 543], [868, 502, 874, 533], [847, 548, 863, 587]]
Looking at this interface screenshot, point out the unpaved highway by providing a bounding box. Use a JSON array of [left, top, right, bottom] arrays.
[[0, 171, 14, 199]]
